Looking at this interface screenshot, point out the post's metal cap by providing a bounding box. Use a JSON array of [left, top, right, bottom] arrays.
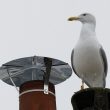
[[0, 56, 72, 87]]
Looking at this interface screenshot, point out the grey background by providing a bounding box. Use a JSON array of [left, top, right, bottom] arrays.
[[0, 0, 110, 110]]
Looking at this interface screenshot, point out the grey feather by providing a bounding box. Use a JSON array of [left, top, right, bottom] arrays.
[[99, 47, 108, 77], [71, 49, 79, 77]]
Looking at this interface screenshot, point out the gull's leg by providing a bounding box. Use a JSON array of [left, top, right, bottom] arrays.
[[81, 80, 84, 90]]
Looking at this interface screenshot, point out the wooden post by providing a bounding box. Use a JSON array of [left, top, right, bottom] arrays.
[[71, 88, 110, 110]]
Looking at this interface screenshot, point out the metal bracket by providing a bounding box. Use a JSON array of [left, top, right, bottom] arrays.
[[44, 84, 49, 94], [7, 68, 19, 92], [43, 57, 52, 94], [32, 56, 37, 80]]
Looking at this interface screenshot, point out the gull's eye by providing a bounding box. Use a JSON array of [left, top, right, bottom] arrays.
[[82, 14, 87, 16]]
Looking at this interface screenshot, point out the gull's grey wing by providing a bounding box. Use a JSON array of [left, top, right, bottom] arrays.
[[71, 49, 80, 78], [100, 47, 108, 77]]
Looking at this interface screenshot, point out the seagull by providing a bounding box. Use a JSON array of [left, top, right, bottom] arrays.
[[68, 13, 108, 89]]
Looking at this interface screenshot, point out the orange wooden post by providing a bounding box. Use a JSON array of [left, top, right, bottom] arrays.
[[19, 80, 56, 110]]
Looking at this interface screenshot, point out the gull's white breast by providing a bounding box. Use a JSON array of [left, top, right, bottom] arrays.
[[73, 37, 104, 87]]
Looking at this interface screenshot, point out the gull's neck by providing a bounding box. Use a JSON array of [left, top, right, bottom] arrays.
[[80, 23, 96, 39]]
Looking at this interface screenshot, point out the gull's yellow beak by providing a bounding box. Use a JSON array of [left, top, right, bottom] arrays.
[[68, 16, 79, 21]]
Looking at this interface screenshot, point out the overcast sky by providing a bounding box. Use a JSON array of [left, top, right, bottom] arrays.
[[0, 0, 110, 110]]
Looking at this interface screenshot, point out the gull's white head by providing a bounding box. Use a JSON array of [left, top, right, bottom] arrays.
[[68, 13, 96, 26]]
